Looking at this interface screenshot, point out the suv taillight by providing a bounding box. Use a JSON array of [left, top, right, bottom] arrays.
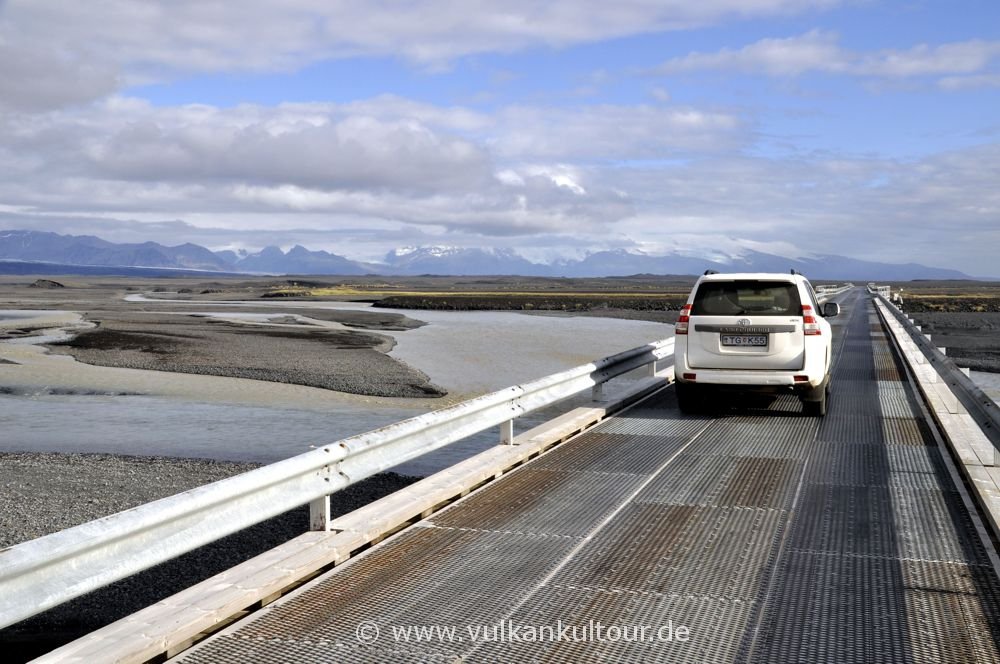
[[676, 304, 691, 335], [802, 304, 821, 336]]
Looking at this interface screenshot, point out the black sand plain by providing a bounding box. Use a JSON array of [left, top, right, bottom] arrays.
[[884, 279, 1000, 373]]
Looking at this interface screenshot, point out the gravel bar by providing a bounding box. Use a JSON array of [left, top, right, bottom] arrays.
[[46, 313, 446, 398]]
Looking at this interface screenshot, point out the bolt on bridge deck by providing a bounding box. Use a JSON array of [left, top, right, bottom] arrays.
[[177, 291, 1000, 663]]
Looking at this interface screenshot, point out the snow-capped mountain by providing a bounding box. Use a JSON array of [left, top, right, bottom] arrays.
[[0, 230, 976, 280], [382, 246, 551, 276]]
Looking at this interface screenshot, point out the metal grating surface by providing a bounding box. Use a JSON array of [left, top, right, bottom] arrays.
[[547, 503, 701, 592], [181, 638, 449, 664], [635, 454, 801, 510], [529, 431, 692, 475], [890, 486, 992, 564], [788, 484, 900, 557], [878, 381, 920, 419], [874, 350, 902, 373], [804, 442, 892, 486], [750, 551, 912, 663], [749, 551, 1000, 663], [428, 467, 645, 537], [835, 362, 879, 381], [596, 412, 710, 437], [883, 416, 935, 446], [688, 417, 818, 460], [550, 504, 786, 601], [817, 415, 887, 445], [190, 527, 578, 660], [753, 393, 805, 414], [715, 457, 801, 509], [833, 374, 880, 392], [886, 445, 952, 488], [831, 385, 886, 417], [802, 441, 953, 491], [469, 586, 754, 664], [901, 559, 1000, 664], [877, 364, 905, 381], [630, 453, 733, 505]]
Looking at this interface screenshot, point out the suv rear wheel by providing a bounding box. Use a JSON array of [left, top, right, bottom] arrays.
[[676, 382, 703, 414], [802, 379, 830, 417]]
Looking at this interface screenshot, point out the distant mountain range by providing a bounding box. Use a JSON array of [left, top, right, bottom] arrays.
[[0, 230, 228, 270], [0, 229, 976, 281]]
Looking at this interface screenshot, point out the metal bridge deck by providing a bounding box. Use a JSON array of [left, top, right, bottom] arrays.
[[177, 291, 1000, 663]]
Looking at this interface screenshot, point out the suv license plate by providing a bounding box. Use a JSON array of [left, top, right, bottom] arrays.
[[721, 334, 768, 347]]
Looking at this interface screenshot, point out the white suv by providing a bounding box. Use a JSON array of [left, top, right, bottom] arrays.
[[673, 271, 840, 416]]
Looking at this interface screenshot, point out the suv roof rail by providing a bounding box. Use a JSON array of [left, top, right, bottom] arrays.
[[704, 269, 719, 275]]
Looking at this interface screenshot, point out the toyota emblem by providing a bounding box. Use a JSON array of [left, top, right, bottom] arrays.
[[737, 318, 751, 326]]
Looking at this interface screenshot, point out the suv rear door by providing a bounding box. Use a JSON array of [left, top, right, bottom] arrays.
[[687, 279, 805, 370]]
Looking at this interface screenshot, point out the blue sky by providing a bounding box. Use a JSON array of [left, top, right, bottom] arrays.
[[1, 0, 998, 275]]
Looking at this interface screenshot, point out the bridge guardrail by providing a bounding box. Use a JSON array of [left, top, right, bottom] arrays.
[[0, 337, 674, 629], [874, 293, 1000, 549], [816, 284, 853, 303], [874, 294, 1000, 453]]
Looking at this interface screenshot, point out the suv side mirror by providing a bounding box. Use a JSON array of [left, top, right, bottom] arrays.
[[822, 302, 840, 317]]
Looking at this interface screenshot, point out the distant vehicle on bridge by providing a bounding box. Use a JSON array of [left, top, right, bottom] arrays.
[[674, 271, 841, 416]]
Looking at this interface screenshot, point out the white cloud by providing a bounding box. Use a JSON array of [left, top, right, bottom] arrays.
[[5, 91, 999, 275], [600, 144, 1000, 275], [649, 86, 672, 102], [858, 40, 1000, 77], [0, 0, 996, 278], [0, 94, 658, 239], [0, 93, 748, 227], [657, 30, 846, 76], [0, 0, 843, 110], [493, 105, 744, 159], [0, 42, 119, 111], [1, 97, 494, 194], [2, 86, 998, 274], [937, 73, 1000, 91], [5, 138, 1000, 275], [656, 30, 1000, 82]]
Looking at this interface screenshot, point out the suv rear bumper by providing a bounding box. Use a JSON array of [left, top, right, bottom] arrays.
[[675, 369, 825, 390]]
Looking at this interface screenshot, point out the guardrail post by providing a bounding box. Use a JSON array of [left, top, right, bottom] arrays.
[[310, 496, 331, 531], [592, 383, 603, 401], [500, 419, 514, 445], [646, 359, 657, 377]]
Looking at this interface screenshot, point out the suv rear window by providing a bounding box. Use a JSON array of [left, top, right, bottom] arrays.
[[691, 280, 801, 316]]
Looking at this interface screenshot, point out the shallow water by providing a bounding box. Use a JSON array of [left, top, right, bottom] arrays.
[[0, 393, 415, 463], [971, 370, 1000, 406], [120, 297, 671, 397], [0, 311, 39, 322], [3, 329, 80, 344], [0, 389, 619, 476], [0, 302, 671, 476], [364, 306, 668, 397]]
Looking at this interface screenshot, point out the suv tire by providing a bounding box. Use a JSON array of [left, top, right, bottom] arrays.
[[802, 379, 830, 417], [676, 382, 702, 414]]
